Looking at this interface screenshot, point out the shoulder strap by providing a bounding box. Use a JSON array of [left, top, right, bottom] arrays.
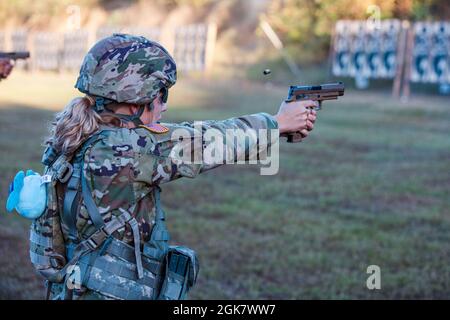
[[80, 157, 105, 230], [142, 187, 170, 261], [62, 161, 82, 241], [154, 186, 166, 222], [62, 133, 106, 242]]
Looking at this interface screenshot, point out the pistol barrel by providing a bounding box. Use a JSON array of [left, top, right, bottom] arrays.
[[0, 51, 30, 60], [286, 82, 344, 102]]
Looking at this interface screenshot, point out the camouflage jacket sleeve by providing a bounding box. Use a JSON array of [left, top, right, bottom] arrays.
[[134, 112, 278, 185]]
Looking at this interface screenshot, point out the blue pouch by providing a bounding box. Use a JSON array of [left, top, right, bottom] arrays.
[[6, 170, 50, 219]]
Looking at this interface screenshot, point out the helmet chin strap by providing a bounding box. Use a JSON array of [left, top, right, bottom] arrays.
[[94, 96, 156, 127], [115, 106, 145, 126], [109, 101, 156, 127]]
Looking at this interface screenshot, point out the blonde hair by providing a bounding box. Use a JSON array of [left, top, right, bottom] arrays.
[[46, 96, 122, 155]]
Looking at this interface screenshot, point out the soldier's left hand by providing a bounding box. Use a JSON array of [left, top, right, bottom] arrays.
[[306, 109, 316, 130], [300, 109, 317, 138]]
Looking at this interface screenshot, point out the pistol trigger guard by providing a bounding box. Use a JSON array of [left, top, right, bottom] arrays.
[[315, 101, 322, 111]]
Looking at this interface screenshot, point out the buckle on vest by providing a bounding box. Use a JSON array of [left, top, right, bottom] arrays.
[[48, 253, 67, 269], [57, 162, 73, 183], [42, 146, 58, 166], [86, 228, 108, 250]]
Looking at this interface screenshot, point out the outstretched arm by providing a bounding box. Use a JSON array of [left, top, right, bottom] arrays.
[[135, 112, 278, 185], [134, 99, 317, 185]]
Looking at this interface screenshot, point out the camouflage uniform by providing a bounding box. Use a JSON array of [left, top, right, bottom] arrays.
[[28, 34, 279, 300]]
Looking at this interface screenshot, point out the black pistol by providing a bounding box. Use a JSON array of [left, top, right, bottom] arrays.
[[0, 51, 30, 60]]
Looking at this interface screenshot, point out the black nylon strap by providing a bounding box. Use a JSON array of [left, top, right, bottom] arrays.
[[45, 281, 52, 300], [81, 163, 105, 231], [104, 105, 145, 127], [62, 162, 81, 241], [143, 187, 170, 261], [154, 186, 166, 222]]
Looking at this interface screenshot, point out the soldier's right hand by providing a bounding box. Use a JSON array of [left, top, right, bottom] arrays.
[[274, 100, 318, 137], [0, 59, 13, 79]]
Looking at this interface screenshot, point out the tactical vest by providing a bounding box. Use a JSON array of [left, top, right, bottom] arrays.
[[33, 130, 199, 300]]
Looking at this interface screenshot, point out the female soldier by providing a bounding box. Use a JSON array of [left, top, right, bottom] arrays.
[[29, 34, 317, 300]]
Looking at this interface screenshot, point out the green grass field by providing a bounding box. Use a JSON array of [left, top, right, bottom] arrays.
[[0, 71, 449, 299]]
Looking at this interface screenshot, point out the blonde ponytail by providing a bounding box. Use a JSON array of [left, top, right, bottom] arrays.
[[46, 96, 104, 155]]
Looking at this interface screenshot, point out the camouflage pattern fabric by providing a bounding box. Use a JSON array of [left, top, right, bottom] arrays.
[[75, 33, 177, 105], [30, 112, 278, 299], [29, 169, 67, 282], [81, 113, 278, 246]]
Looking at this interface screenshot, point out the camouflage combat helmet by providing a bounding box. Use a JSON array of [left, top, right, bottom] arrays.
[[75, 33, 177, 114]]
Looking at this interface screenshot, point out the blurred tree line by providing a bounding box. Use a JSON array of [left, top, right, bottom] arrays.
[[0, 0, 214, 27], [265, 0, 450, 64], [1, 0, 448, 65], [0, 0, 96, 26]]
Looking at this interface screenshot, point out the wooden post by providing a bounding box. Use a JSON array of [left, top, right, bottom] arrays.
[[392, 21, 410, 98], [401, 24, 414, 102]]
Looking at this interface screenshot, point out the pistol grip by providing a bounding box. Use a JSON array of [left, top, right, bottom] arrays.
[[316, 100, 322, 110], [285, 101, 321, 143], [285, 132, 303, 143]]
